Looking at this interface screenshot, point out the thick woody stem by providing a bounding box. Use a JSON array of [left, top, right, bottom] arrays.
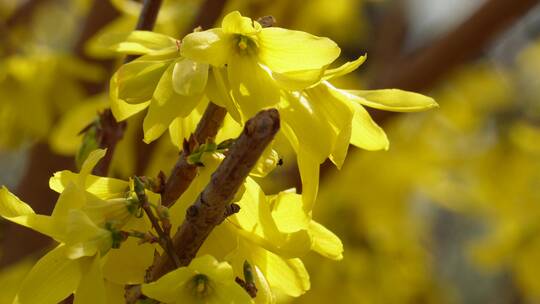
[[161, 103, 227, 206], [148, 109, 280, 281]]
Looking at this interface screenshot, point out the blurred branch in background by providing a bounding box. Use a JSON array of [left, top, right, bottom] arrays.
[[371, 0, 539, 91]]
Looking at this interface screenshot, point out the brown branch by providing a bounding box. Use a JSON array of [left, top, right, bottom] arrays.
[[370, 0, 539, 91], [161, 103, 227, 206], [189, 0, 228, 31], [148, 109, 280, 281], [92, 110, 127, 176]]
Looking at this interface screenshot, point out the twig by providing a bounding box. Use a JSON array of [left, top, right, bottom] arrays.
[[92, 110, 127, 176], [161, 103, 227, 206], [133, 177, 180, 267], [148, 109, 280, 281]]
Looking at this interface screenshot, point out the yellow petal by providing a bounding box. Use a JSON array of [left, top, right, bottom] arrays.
[[102, 236, 155, 284], [110, 72, 150, 121], [168, 105, 203, 148], [322, 55, 367, 81], [100, 30, 177, 55], [245, 244, 310, 297], [345, 89, 438, 112], [297, 148, 320, 213], [65, 210, 112, 259], [329, 122, 351, 169], [258, 27, 340, 73], [228, 53, 280, 120], [141, 267, 194, 303], [172, 58, 209, 96], [206, 67, 242, 122], [309, 221, 343, 260], [181, 28, 232, 67], [250, 146, 279, 178], [350, 103, 389, 151], [0, 186, 64, 240], [49, 171, 129, 200], [79, 149, 107, 184], [230, 179, 312, 257], [143, 64, 204, 143], [15, 245, 82, 304], [115, 58, 172, 104], [271, 191, 310, 233], [74, 255, 106, 304], [272, 69, 325, 91], [280, 92, 334, 162], [221, 11, 261, 35]]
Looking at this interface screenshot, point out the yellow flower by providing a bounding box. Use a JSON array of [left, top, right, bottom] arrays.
[[181, 11, 340, 120], [279, 57, 438, 210], [142, 255, 253, 304], [0, 150, 156, 302], [107, 30, 209, 143], [166, 152, 342, 300]]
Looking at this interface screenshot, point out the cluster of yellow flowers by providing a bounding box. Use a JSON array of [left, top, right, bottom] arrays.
[[0, 10, 436, 304]]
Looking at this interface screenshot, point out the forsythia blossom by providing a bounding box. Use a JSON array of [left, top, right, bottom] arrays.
[[108, 11, 437, 210]]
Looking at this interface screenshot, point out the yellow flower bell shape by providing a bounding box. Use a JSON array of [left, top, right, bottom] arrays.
[[142, 255, 253, 304], [181, 11, 340, 120]]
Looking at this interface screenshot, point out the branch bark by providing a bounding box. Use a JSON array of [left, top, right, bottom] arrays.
[[148, 108, 280, 281], [161, 103, 227, 206]]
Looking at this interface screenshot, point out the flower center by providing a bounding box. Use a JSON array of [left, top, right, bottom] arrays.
[[190, 274, 212, 297], [234, 35, 257, 55]]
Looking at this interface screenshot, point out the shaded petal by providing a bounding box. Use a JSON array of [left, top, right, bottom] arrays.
[[259, 27, 340, 73], [210, 281, 254, 304], [181, 28, 232, 67], [172, 58, 209, 96], [74, 255, 106, 304], [102, 237, 155, 284], [143, 64, 204, 143], [49, 171, 128, 200], [345, 89, 438, 112], [322, 55, 367, 81], [272, 68, 325, 91], [350, 103, 389, 151], [79, 149, 107, 185], [99, 30, 177, 55], [309, 221, 343, 260], [141, 267, 194, 303], [0, 187, 64, 240], [65, 210, 112, 259], [15, 245, 82, 304], [243, 243, 310, 297], [228, 53, 280, 121], [221, 11, 261, 35], [279, 92, 334, 163], [297, 148, 320, 213], [110, 72, 150, 121], [115, 58, 172, 104], [51, 182, 87, 222], [206, 67, 242, 122]]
